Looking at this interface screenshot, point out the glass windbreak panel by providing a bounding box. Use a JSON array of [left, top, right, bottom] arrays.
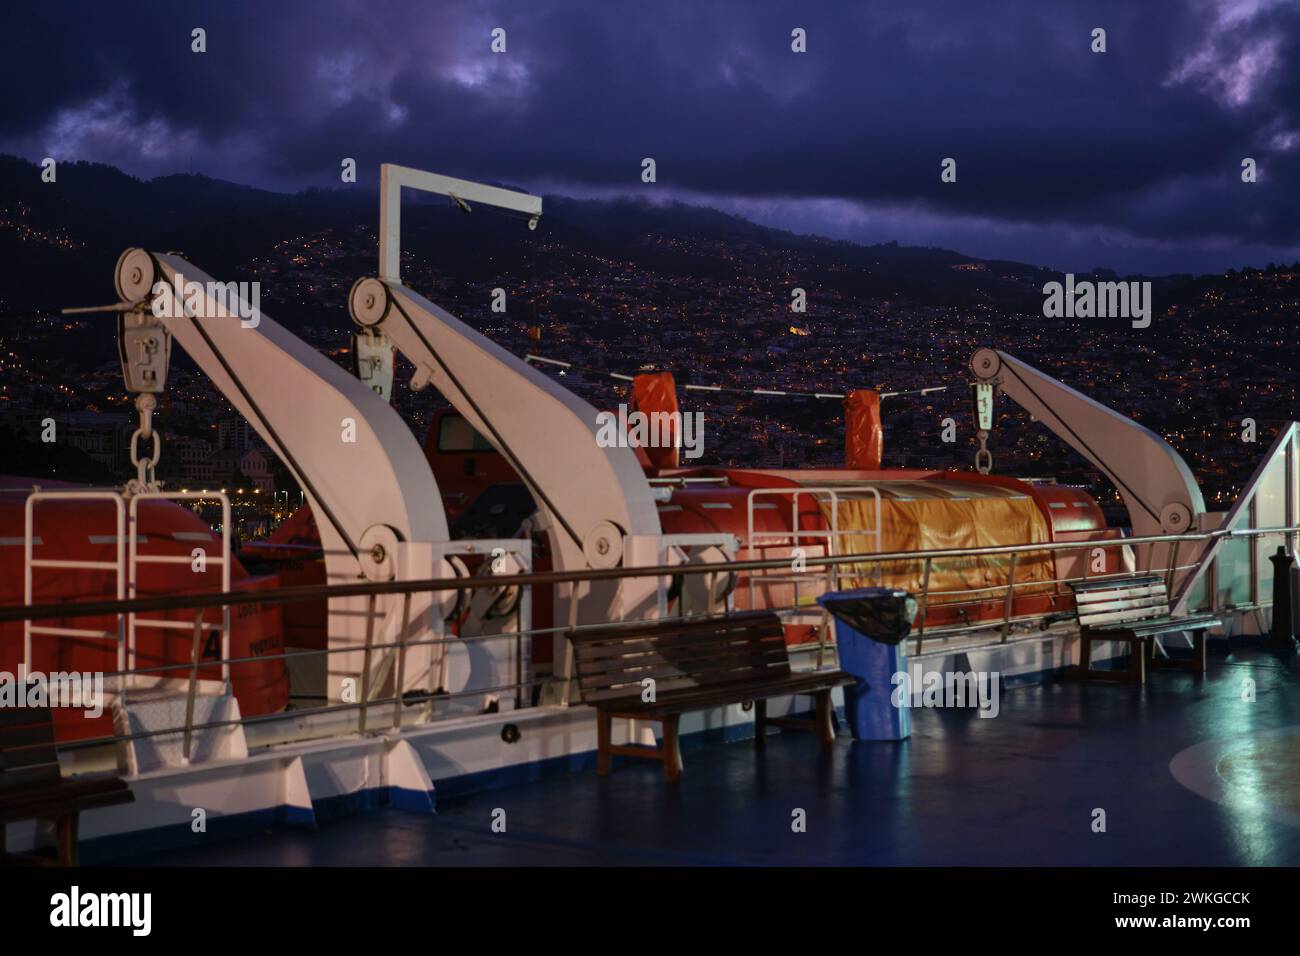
[[1293, 432, 1300, 531], [1255, 447, 1288, 529], [1253, 448, 1290, 604], [1257, 534, 1285, 604], [1185, 563, 1211, 612], [1217, 510, 1254, 609]]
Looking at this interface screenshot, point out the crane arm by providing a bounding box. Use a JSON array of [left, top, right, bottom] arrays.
[[115, 249, 451, 702], [349, 277, 661, 573], [116, 249, 447, 558], [350, 164, 661, 576], [969, 347, 1205, 540]]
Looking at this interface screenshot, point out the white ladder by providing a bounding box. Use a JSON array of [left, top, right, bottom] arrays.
[[24, 490, 129, 693], [126, 490, 232, 688]]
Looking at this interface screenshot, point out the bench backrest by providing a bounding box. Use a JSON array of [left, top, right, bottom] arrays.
[[568, 612, 791, 705], [0, 706, 62, 793], [1070, 575, 1170, 629]]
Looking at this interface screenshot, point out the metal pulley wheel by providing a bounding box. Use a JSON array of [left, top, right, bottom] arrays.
[[349, 277, 390, 328], [582, 520, 625, 569], [440, 555, 471, 621], [115, 248, 157, 302], [483, 549, 523, 619], [359, 525, 401, 582]]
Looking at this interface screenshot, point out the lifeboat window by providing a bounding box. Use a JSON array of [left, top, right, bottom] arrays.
[[438, 415, 495, 453]]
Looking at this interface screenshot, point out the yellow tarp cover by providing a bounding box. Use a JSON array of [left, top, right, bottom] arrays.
[[826, 495, 1054, 602]]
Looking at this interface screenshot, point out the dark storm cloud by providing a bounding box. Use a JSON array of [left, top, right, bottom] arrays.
[[1, 0, 1298, 273]]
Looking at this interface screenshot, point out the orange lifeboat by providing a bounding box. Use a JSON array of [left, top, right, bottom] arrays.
[[0, 478, 289, 742]]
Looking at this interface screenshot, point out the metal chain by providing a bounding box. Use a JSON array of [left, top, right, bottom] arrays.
[[975, 429, 993, 475], [126, 394, 162, 494]]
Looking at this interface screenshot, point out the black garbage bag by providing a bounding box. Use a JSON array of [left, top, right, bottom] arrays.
[[818, 587, 917, 646]]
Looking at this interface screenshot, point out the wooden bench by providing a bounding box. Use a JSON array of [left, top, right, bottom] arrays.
[[1, 705, 133, 866], [1066, 575, 1220, 684], [568, 611, 855, 781]]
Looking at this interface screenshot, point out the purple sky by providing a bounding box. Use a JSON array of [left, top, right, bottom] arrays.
[[2, 0, 1298, 274]]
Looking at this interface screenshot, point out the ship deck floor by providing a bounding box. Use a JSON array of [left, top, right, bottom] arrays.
[[114, 645, 1300, 867]]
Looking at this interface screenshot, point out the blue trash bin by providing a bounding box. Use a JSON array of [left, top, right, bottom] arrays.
[[817, 588, 917, 741]]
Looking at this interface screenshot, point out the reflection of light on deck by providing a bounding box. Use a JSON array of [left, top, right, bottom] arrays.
[[1217, 732, 1300, 815]]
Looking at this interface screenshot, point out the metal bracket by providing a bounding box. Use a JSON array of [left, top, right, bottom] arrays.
[[353, 328, 395, 402], [118, 308, 171, 395], [379, 164, 543, 283]]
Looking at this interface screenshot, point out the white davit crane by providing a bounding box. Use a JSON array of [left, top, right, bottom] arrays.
[[113, 248, 454, 705], [345, 166, 664, 642], [969, 347, 1207, 591]]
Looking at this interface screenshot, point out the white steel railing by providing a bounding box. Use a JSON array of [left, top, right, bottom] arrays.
[[745, 485, 881, 667], [655, 532, 740, 618], [744, 485, 883, 602], [431, 537, 533, 719], [7, 521, 1299, 758]]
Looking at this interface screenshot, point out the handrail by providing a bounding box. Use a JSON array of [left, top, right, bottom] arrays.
[[4, 523, 1299, 625], [10, 521, 1296, 762]]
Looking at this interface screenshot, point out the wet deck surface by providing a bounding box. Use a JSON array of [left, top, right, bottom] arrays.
[[116, 646, 1300, 866]]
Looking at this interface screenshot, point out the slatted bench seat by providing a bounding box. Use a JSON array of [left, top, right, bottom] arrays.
[[1, 705, 133, 866], [567, 611, 855, 781], [1066, 575, 1220, 685]]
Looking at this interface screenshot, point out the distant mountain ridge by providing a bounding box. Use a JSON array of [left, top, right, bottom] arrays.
[[0, 154, 1042, 312], [0, 154, 1289, 328]]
